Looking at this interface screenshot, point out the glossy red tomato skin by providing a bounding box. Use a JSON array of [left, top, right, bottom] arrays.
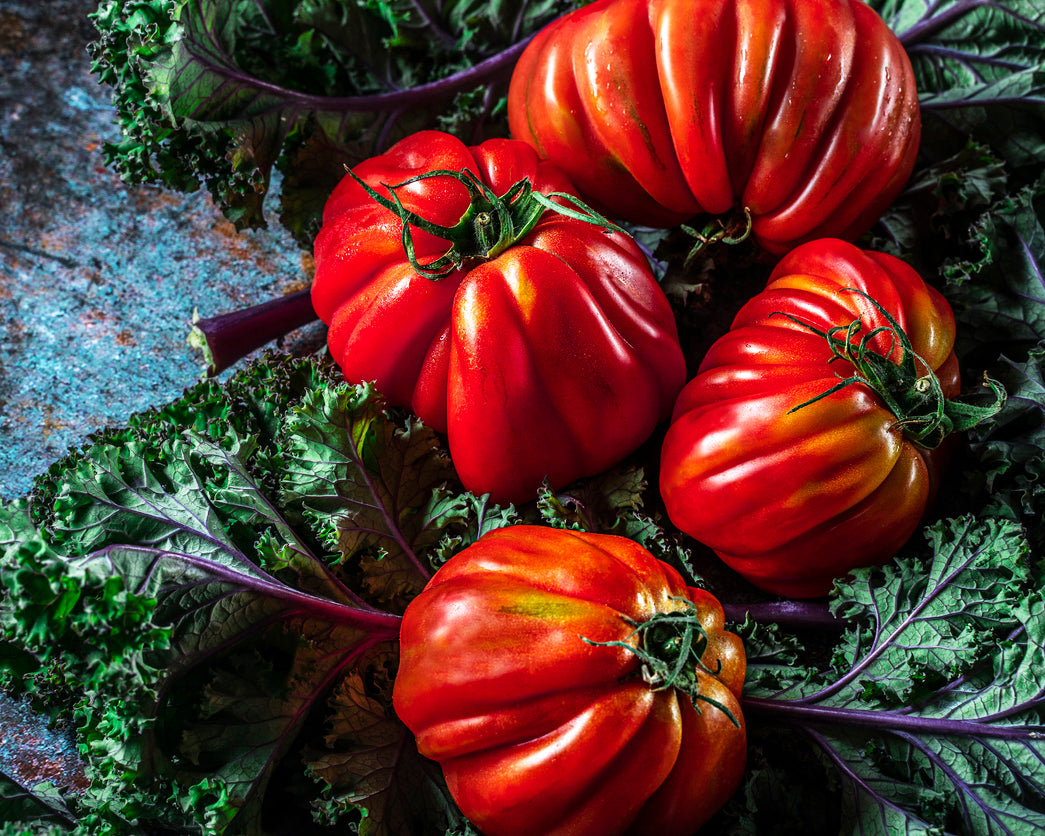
[[659, 239, 960, 599], [507, 0, 921, 255], [311, 131, 686, 504], [392, 526, 747, 836]]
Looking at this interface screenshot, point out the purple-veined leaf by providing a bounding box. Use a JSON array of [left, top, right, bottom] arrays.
[[871, 0, 1045, 167], [741, 516, 1045, 835], [279, 383, 469, 609], [306, 655, 464, 835]]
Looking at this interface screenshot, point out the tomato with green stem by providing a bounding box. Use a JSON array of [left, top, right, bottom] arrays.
[[507, 0, 921, 257], [393, 525, 747, 836], [659, 239, 1005, 599], [311, 131, 686, 504]]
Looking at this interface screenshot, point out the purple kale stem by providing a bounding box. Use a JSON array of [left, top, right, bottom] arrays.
[[722, 599, 841, 629], [800, 726, 946, 831], [193, 287, 318, 376], [133, 546, 403, 630], [196, 36, 535, 116], [742, 697, 1045, 741]]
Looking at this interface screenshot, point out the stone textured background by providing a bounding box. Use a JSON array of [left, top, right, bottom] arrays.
[[0, 0, 322, 499]]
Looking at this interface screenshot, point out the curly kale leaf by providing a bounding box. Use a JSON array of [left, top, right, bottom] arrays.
[[305, 654, 461, 833], [88, 0, 575, 243], [941, 175, 1045, 350], [740, 516, 1045, 836], [278, 382, 464, 609], [1, 358, 508, 835]]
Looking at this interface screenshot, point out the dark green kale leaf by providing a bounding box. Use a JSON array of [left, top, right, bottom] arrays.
[[304, 651, 461, 834], [0, 357, 498, 836], [88, 0, 576, 243], [964, 344, 1045, 555], [278, 382, 466, 609], [737, 516, 1044, 836], [872, 0, 1045, 171], [941, 175, 1045, 354], [867, 141, 1012, 266]]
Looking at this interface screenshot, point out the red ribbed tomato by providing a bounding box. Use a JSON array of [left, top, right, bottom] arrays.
[[659, 239, 1003, 598], [507, 0, 921, 255], [311, 131, 686, 504], [393, 525, 747, 836]]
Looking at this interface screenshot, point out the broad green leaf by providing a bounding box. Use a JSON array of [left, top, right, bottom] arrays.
[[48, 438, 266, 575], [826, 516, 1030, 707], [747, 517, 1045, 835], [306, 658, 459, 835], [280, 384, 461, 608], [823, 733, 949, 836], [872, 0, 1045, 168]]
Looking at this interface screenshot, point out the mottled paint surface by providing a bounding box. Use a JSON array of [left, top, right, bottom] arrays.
[[0, 0, 323, 499], [0, 692, 87, 802]]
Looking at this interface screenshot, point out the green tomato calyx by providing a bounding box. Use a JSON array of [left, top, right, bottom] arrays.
[[777, 288, 1006, 448], [346, 165, 625, 280], [582, 596, 741, 728]]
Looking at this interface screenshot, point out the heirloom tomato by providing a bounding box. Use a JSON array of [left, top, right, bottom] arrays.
[[311, 131, 686, 504], [393, 525, 747, 836], [659, 239, 1004, 599], [507, 0, 921, 255]]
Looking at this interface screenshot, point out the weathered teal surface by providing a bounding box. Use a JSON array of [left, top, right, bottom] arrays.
[[0, 0, 321, 499]]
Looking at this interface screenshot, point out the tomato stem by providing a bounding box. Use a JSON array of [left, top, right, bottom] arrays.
[[680, 206, 753, 267], [582, 596, 741, 727], [776, 288, 1006, 448], [345, 165, 625, 280], [190, 288, 318, 376]]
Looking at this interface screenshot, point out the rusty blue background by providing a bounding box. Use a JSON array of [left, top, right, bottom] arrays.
[[0, 0, 323, 500]]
